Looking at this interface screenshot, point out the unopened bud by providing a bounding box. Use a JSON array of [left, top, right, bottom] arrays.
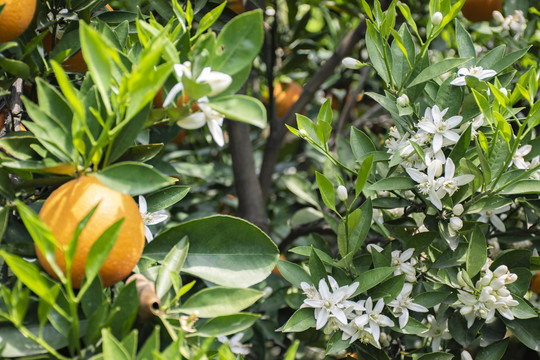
[[453, 204, 464, 216], [494, 265, 509, 277], [396, 94, 409, 107], [492, 10, 505, 24], [342, 57, 365, 70], [461, 350, 473, 360], [432, 12, 443, 26], [499, 87, 508, 96], [337, 185, 348, 202], [449, 217, 463, 231], [299, 129, 308, 138]]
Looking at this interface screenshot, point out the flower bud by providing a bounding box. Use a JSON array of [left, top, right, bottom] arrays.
[[461, 350, 473, 360], [396, 94, 409, 107], [499, 87, 508, 96], [299, 129, 308, 138], [432, 12, 443, 26], [494, 265, 508, 278], [492, 10, 505, 24], [449, 217, 463, 231], [453, 204, 464, 216], [337, 185, 348, 202], [342, 57, 364, 69]]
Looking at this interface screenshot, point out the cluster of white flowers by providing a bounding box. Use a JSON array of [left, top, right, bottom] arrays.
[[454, 259, 519, 328], [492, 10, 527, 40], [300, 276, 396, 349], [385, 105, 478, 210], [164, 61, 232, 147]]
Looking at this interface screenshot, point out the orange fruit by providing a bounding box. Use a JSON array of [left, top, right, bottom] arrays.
[[530, 272, 540, 293], [37, 175, 145, 288], [461, 0, 502, 22], [274, 82, 303, 118], [0, 109, 5, 131], [0, 0, 36, 43], [227, 0, 244, 14], [272, 254, 286, 276]]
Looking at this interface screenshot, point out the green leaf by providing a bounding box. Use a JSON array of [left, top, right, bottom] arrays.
[[207, 95, 266, 128], [500, 317, 540, 351], [145, 215, 278, 287], [490, 46, 530, 73], [417, 352, 454, 360], [352, 267, 395, 296], [276, 260, 312, 288], [0, 322, 68, 358], [212, 10, 264, 75], [0, 251, 59, 306], [466, 226, 487, 278], [95, 162, 175, 196], [367, 177, 415, 191], [350, 127, 376, 159], [83, 218, 123, 290], [155, 236, 188, 299], [315, 172, 336, 212], [109, 281, 139, 339], [476, 339, 509, 360], [282, 175, 320, 209], [80, 22, 113, 110], [455, 21, 476, 68], [413, 291, 451, 308], [370, 273, 405, 302], [116, 144, 164, 163], [284, 340, 300, 360], [281, 308, 316, 332], [309, 248, 327, 285], [0, 57, 30, 78], [349, 198, 372, 253], [146, 185, 190, 212], [197, 313, 260, 337], [499, 180, 540, 195], [179, 287, 263, 318], [511, 296, 538, 319], [408, 57, 472, 87], [195, 1, 227, 37], [355, 154, 374, 198], [102, 328, 131, 360]]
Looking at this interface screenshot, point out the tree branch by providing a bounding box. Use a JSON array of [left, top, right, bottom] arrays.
[[258, 20, 367, 202]]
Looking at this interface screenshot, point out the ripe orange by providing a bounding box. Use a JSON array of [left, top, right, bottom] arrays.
[[274, 82, 303, 118], [461, 0, 502, 22], [530, 272, 540, 293], [37, 176, 145, 288], [227, 0, 244, 14], [0, 0, 36, 43], [272, 254, 286, 276]]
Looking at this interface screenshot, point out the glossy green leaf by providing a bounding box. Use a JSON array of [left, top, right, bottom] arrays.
[[500, 317, 540, 351], [350, 127, 376, 159], [145, 215, 278, 287], [197, 313, 260, 337], [207, 95, 266, 128], [408, 57, 472, 87], [476, 339, 509, 360], [179, 287, 263, 318], [281, 308, 316, 332], [155, 236, 188, 299], [146, 185, 190, 212], [95, 162, 175, 196], [309, 248, 327, 285], [466, 226, 487, 278], [315, 172, 336, 212], [0, 322, 68, 357], [367, 176, 415, 191], [277, 260, 312, 288], [352, 267, 395, 296]]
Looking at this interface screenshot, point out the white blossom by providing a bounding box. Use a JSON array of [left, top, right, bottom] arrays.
[[354, 297, 394, 343], [138, 195, 170, 242], [177, 97, 225, 147], [449, 216, 463, 231], [417, 105, 462, 153], [509, 145, 531, 169], [406, 159, 445, 210], [388, 283, 428, 328], [477, 205, 511, 232], [419, 314, 452, 352], [163, 62, 232, 106], [217, 333, 251, 356], [391, 248, 418, 283], [300, 276, 359, 330], [440, 158, 475, 197], [450, 66, 497, 86]]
